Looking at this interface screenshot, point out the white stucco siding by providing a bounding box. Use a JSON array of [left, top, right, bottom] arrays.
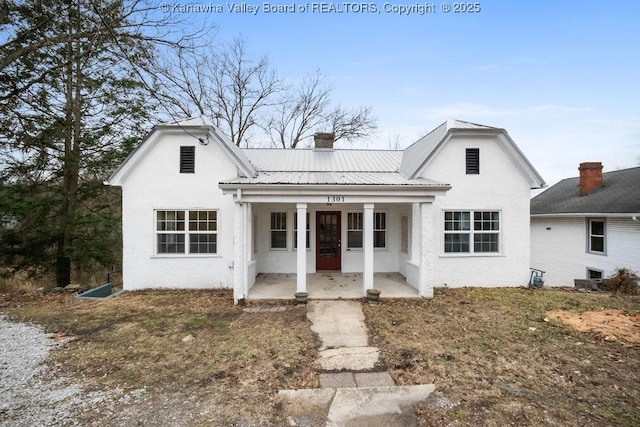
[[421, 135, 533, 287], [531, 216, 640, 286], [120, 130, 237, 290], [252, 203, 407, 274]]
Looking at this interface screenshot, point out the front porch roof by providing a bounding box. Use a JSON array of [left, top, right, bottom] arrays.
[[219, 171, 449, 187]]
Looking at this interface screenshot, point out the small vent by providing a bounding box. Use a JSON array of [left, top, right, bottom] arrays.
[[180, 146, 195, 173], [466, 148, 479, 174]]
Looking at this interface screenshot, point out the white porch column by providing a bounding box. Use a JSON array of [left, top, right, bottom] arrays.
[[243, 203, 251, 298], [419, 202, 434, 298], [363, 203, 375, 294], [411, 203, 421, 264], [296, 203, 307, 294], [233, 202, 245, 303]]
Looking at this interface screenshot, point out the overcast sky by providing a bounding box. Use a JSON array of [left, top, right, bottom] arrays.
[[162, 0, 640, 188]]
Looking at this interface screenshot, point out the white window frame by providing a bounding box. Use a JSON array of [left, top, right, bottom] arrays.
[[155, 209, 218, 256], [293, 211, 311, 250], [270, 212, 288, 250], [587, 218, 606, 254], [347, 211, 387, 250], [443, 210, 501, 255]]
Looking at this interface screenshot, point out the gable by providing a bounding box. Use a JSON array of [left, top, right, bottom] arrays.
[[105, 116, 255, 186], [399, 119, 545, 189]]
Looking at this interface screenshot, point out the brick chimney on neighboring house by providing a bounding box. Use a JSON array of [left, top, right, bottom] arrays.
[[578, 162, 603, 195], [314, 132, 335, 150]]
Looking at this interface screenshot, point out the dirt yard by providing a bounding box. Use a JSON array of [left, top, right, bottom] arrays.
[[1, 286, 639, 426]]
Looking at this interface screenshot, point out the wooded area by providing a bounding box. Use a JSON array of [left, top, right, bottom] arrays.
[[0, 0, 376, 287]]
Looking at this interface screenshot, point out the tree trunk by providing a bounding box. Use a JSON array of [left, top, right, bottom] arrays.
[[55, 3, 81, 287]]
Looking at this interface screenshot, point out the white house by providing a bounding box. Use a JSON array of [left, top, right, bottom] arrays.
[[531, 163, 640, 286], [105, 116, 545, 303]]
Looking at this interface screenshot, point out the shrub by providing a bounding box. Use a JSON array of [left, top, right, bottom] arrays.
[[601, 268, 639, 295]]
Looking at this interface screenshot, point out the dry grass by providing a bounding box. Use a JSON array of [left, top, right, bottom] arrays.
[[364, 287, 640, 426], [1, 289, 318, 425], [3, 286, 640, 425]]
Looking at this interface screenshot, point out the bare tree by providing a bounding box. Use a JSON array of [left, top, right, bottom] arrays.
[[157, 39, 377, 148], [265, 71, 377, 148], [265, 71, 330, 148], [156, 38, 284, 147], [326, 105, 377, 143]]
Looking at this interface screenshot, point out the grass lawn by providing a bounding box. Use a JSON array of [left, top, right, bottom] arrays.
[[364, 287, 640, 426], [1, 286, 639, 426]]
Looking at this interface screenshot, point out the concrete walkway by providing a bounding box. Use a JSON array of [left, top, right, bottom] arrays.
[[278, 300, 435, 426]]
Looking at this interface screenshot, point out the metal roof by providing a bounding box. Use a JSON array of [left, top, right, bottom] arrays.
[[531, 166, 640, 215], [242, 149, 402, 172], [219, 171, 448, 186]]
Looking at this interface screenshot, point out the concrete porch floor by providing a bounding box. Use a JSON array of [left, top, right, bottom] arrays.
[[247, 272, 420, 300]]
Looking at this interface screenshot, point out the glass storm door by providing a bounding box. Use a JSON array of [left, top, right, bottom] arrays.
[[316, 212, 341, 270]]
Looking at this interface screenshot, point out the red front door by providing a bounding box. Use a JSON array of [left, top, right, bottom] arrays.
[[316, 211, 341, 270]]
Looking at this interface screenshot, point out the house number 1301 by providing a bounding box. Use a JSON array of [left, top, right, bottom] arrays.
[[327, 196, 344, 203]]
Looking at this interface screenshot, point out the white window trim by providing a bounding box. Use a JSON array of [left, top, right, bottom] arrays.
[[586, 267, 604, 280], [587, 218, 606, 255], [442, 209, 502, 256], [154, 209, 218, 257], [346, 210, 387, 251], [270, 211, 288, 251], [293, 210, 311, 251]]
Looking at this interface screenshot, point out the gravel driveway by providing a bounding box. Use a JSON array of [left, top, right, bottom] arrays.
[[0, 315, 138, 426]]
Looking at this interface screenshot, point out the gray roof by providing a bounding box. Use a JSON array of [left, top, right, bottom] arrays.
[[243, 149, 402, 172], [531, 166, 640, 215], [219, 171, 445, 187]]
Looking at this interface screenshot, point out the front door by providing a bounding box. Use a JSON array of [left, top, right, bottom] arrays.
[[316, 211, 341, 270]]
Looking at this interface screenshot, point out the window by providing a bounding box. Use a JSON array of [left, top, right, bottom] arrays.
[[347, 212, 363, 249], [294, 212, 310, 249], [156, 210, 217, 254], [587, 269, 603, 280], [444, 210, 499, 254], [180, 146, 195, 173], [374, 212, 386, 248], [466, 148, 479, 174], [400, 216, 409, 253], [270, 212, 287, 249], [588, 219, 605, 253], [347, 212, 386, 249]]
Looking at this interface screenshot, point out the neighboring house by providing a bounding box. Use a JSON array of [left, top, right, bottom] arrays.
[[105, 116, 545, 303], [530, 163, 640, 286]]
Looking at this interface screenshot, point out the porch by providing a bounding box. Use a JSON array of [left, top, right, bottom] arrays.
[[247, 272, 420, 301]]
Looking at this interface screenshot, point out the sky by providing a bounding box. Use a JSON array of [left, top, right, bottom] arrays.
[[158, 0, 640, 189]]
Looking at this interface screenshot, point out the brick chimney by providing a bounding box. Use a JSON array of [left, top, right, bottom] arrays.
[[578, 162, 603, 195], [314, 132, 334, 150]]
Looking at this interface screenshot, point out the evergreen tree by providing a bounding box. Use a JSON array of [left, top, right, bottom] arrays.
[[0, 0, 160, 286]]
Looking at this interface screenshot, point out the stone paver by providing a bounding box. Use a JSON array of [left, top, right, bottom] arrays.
[[307, 300, 369, 349], [354, 372, 395, 387], [317, 347, 380, 371], [326, 385, 436, 427], [319, 373, 357, 389], [279, 300, 436, 425]]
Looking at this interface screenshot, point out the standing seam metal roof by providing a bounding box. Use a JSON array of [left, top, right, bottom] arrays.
[[242, 149, 402, 172]]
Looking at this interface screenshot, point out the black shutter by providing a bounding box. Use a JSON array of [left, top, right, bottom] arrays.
[[466, 148, 479, 174], [180, 146, 195, 173]]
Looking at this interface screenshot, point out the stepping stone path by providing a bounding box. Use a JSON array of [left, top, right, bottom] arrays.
[[278, 300, 435, 426]]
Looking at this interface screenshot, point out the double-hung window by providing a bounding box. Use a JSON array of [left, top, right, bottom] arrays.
[[444, 210, 500, 254], [293, 212, 310, 249], [270, 212, 287, 249], [347, 212, 386, 249], [588, 219, 606, 254], [156, 210, 217, 254]]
